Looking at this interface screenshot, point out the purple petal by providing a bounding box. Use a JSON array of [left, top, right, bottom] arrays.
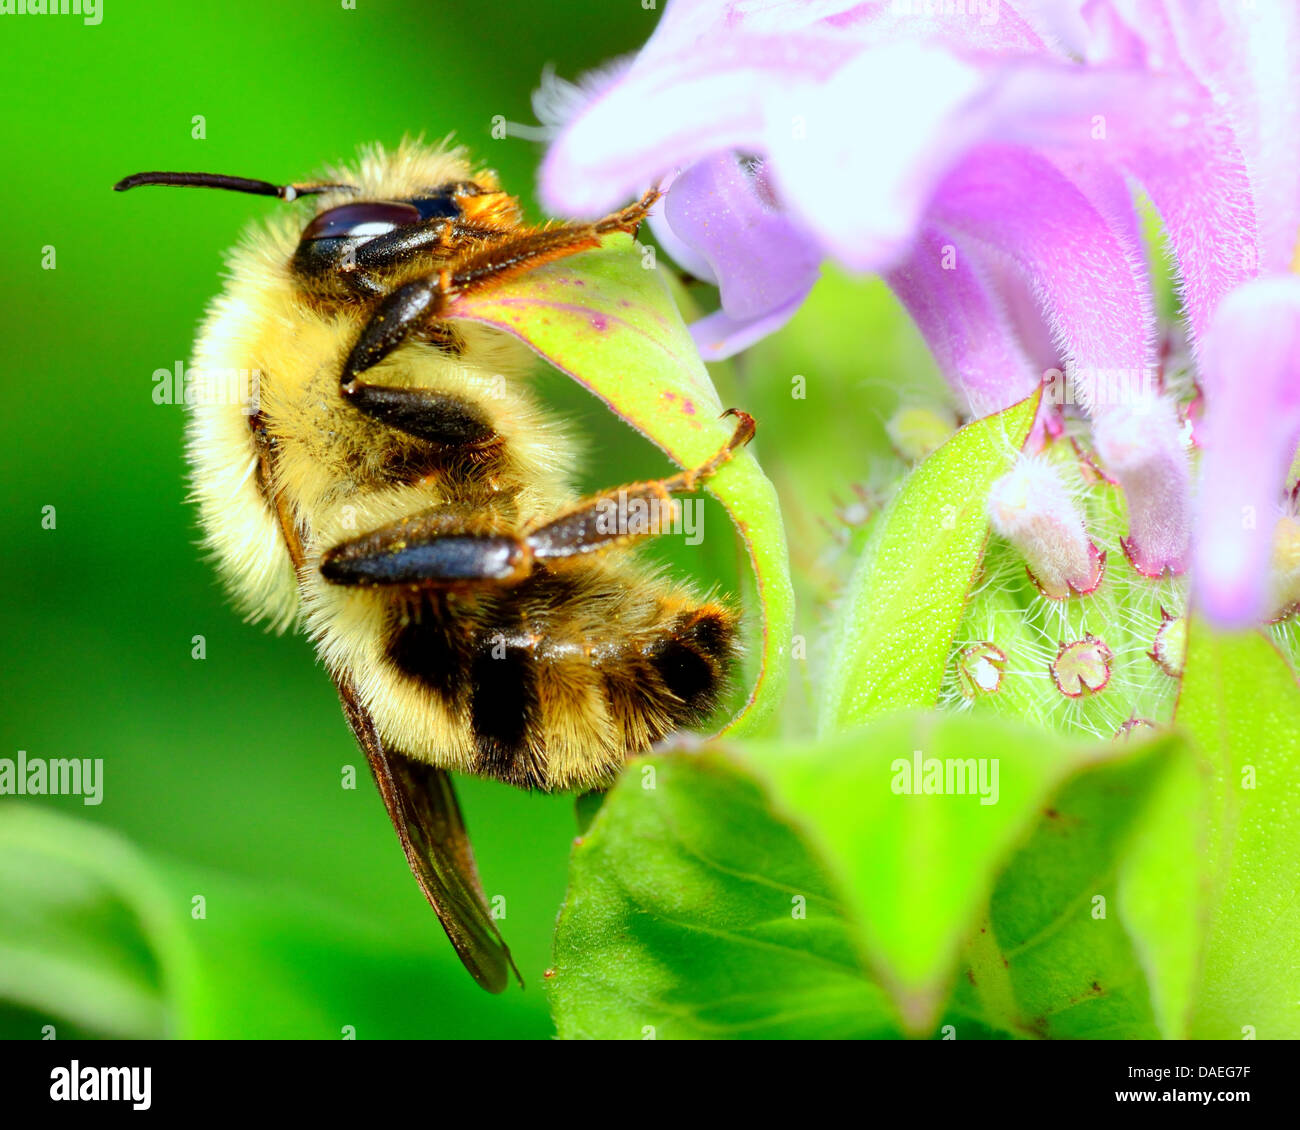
[[539, 30, 860, 217], [1166, 2, 1300, 274], [646, 205, 717, 286], [1109, 98, 1259, 348], [871, 47, 1260, 345], [663, 153, 821, 321], [1193, 276, 1300, 626], [1074, 1, 1273, 339], [884, 224, 1040, 418], [689, 290, 812, 362], [823, 0, 1048, 55], [539, 0, 1049, 221], [766, 51, 1232, 280], [978, 250, 1062, 378], [927, 144, 1155, 392], [1096, 0, 1300, 271], [919, 142, 1196, 572], [645, 1, 877, 44], [760, 42, 990, 272]]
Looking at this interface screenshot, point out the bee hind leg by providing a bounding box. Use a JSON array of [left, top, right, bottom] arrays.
[[320, 513, 530, 589], [524, 410, 756, 563], [318, 409, 755, 588]]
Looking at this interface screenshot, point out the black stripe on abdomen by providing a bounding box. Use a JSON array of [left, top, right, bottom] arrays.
[[469, 633, 542, 786], [385, 599, 469, 710]]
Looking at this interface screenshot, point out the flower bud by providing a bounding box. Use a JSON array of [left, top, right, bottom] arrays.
[[1092, 392, 1191, 578], [988, 456, 1102, 598], [1269, 514, 1300, 619]]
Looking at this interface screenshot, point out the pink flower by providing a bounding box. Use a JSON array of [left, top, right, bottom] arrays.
[[1078, 1, 1300, 622], [538, 0, 1300, 619], [1194, 277, 1300, 625]]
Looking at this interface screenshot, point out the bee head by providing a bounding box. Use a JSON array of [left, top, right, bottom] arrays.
[[114, 156, 516, 290], [294, 184, 478, 244]]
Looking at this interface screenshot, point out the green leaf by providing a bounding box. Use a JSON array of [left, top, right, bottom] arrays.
[[961, 736, 1186, 1039], [550, 712, 1175, 1037], [0, 805, 545, 1039], [748, 713, 1165, 1031], [1114, 738, 1205, 1039], [549, 752, 902, 1040], [819, 391, 1040, 734], [732, 269, 953, 734], [1142, 624, 1300, 1039], [447, 233, 794, 737], [0, 805, 185, 1038]]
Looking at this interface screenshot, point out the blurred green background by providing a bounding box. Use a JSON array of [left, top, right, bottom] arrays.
[[0, 0, 689, 1041]]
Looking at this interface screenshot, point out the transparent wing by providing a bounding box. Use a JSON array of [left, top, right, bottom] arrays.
[[336, 676, 521, 994]]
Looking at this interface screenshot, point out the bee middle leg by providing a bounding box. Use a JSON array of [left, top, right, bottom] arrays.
[[340, 382, 500, 448], [341, 187, 661, 381], [319, 410, 754, 588]]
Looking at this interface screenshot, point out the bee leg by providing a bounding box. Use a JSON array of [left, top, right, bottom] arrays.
[[320, 517, 532, 589], [340, 383, 499, 448], [341, 276, 447, 378], [342, 187, 662, 379], [295, 221, 516, 297], [318, 409, 753, 588], [349, 221, 509, 274], [525, 410, 756, 561]]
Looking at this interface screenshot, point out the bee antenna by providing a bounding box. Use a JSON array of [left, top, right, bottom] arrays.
[[113, 171, 356, 202]]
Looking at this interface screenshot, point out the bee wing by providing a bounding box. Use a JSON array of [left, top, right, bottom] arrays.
[[336, 677, 522, 993]]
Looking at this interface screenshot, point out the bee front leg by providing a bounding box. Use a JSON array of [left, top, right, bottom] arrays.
[[342, 187, 662, 380], [349, 221, 507, 275], [337, 281, 503, 448]]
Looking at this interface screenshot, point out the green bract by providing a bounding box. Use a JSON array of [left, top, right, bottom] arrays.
[[819, 392, 1040, 732]]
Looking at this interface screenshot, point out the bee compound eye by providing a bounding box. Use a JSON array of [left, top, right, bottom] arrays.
[[412, 192, 461, 220], [301, 201, 422, 241]]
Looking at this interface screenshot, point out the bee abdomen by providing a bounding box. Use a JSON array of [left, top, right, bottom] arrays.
[[486, 601, 735, 790], [380, 587, 736, 791], [645, 608, 733, 724], [468, 641, 544, 786]]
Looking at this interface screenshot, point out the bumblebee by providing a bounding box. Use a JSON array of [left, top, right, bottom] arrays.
[[115, 141, 753, 991]]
